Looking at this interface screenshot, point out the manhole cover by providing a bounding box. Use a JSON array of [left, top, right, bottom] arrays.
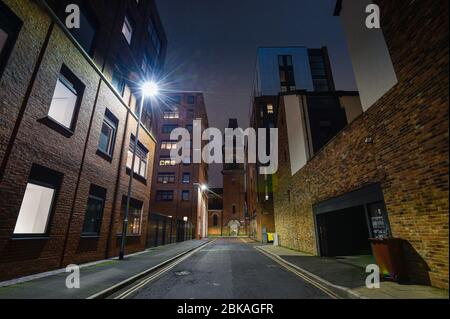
[[175, 270, 191, 276]]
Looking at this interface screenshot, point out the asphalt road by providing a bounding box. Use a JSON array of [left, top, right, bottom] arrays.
[[124, 238, 332, 299]]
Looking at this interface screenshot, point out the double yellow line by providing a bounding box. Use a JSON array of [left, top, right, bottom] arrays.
[[256, 247, 342, 299], [113, 240, 216, 299]]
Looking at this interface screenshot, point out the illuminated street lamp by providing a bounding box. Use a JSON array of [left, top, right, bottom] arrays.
[[119, 81, 159, 260]]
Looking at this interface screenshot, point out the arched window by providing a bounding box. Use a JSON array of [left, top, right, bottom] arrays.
[[213, 214, 218, 227], [232, 204, 236, 214]]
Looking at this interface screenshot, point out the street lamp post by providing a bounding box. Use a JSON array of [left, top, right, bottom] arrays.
[[119, 82, 159, 261]]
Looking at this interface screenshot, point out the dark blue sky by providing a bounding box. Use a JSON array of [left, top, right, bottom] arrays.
[[155, 0, 357, 186]]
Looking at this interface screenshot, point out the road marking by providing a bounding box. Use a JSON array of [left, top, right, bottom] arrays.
[[255, 247, 341, 299], [113, 239, 216, 299]]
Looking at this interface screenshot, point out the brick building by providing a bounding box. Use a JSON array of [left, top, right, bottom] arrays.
[[273, 0, 448, 289], [207, 188, 223, 236], [221, 119, 248, 236], [0, 0, 167, 280], [148, 92, 209, 246], [247, 47, 343, 242]]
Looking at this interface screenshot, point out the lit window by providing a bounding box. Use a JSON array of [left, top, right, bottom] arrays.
[[161, 141, 177, 150], [47, 67, 83, 130], [267, 104, 274, 114], [127, 138, 149, 179], [122, 15, 133, 45], [13, 165, 62, 236], [119, 198, 143, 235], [159, 157, 176, 166], [163, 111, 179, 119]]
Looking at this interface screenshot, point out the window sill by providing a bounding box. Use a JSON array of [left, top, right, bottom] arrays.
[[80, 234, 100, 239], [11, 236, 50, 241], [38, 117, 75, 138], [125, 168, 147, 185], [96, 149, 113, 162]]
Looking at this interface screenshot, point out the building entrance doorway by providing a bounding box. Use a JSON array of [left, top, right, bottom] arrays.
[[314, 184, 391, 258]]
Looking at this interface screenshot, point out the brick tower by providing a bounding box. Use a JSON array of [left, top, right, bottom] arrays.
[[221, 119, 247, 236]]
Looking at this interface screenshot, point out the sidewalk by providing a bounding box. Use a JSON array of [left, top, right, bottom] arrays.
[[258, 245, 449, 299], [0, 239, 210, 299]]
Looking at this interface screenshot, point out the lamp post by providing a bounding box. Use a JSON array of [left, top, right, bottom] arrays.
[[119, 82, 159, 260]]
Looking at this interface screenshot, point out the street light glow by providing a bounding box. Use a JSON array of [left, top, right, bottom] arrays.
[[201, 184, 208, 191], [142, 81, 159, 97]]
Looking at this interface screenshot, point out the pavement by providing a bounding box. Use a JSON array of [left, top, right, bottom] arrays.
[[123, 237, 332, 299], [0, 239, 210, 299], [257, 245, 449, 299]]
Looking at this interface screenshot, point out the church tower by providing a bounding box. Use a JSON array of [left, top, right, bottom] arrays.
[[222, 119, 247, 236]]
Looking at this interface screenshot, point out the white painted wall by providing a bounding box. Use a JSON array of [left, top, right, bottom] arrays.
[[255, 47, 314, 96], [340, 0, 398, 111], [283, 94, 311, 176]]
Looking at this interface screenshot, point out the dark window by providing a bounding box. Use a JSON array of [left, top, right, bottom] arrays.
[[187, 95, 195, 104], [212, 214, 218, 227], [69, 7, 97, 55], [81, 185, 106, 236], [187, 109, 194, 119], [148, 18, 161, 55], [182, 173, 190, 184], [13, 164, 63, 237], [171, 95, 181, 104], [0, 1, 22, 78], [278, 55, 296, 92], [156, 190, 174, 202], [98, 109, 118, 157], [45, 65, 85, 133], [157, 173, 175, 184], [232, 204, 236, 214], [181, 190, 190, 201], [162, 124, 178, 134], [112, 58, 127, 95], [308, 49, 330, 92]]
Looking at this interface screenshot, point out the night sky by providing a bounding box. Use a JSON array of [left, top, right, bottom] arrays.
[[155, 0, 357, 187]]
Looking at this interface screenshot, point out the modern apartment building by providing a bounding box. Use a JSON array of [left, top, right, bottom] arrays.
[[248, 46, 358, 242], [274, 0, 448, 289], [148, 92, 209, 246], [0, 0, 167, 281]]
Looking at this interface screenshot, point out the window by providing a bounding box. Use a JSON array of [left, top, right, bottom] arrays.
[[182, 173, 190, 184], [81, 185, 106, 236], [278, 55, 296, 92], [232, 204, 236, 214], [98, 109, 118, 157], [148, 18, 161, 55], [13, 164, 62, 237], [163, 111, 179, 119], [267, 104, 274, 114], [161, 141, 177, 150], [308, 49, 330, 92], [162, 124, 178, 134], [157, 173, 175, 184], [112, 58, 127, 95], [171, 95, 182, 104], [0, 1, 22, 78], [119, 197, 143, 235], [181, 190, 190, 201], [47, 65, 84, 132], [156, 190, 174, 202], [187, 95, 195, 104], [187, 109, 194, 119], [185, 124, 193, 133], [70, 8, 97, 55], [213, 214, 218, 227], [159, 157, 176, 166], [122, 15, 134, 45], [127, 137, 149, 179]]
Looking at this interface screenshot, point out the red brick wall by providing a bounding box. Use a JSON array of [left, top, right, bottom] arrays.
[[274, 0, 448, 288]]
